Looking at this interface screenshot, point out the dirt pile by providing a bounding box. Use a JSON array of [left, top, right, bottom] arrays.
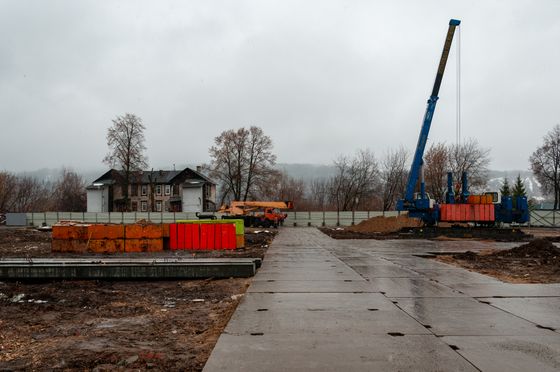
[[454, 239, 560, 262], [348, 215, 422, 234], [442, 238, 560, 283]]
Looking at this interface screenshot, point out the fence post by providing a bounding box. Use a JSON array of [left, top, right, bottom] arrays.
[[43, 212, 46, 226], [336, 210, 340, 226], [293, 211, 297, 227], [95, 213, 98, 223], [322, 210, 325, 227], [308, 211, 311, 227], [554, 210, 556, 227], [31, 213, 34, 226]]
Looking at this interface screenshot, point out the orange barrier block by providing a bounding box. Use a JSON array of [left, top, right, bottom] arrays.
[[125, 239, 164, 252], [52, 225, 89, 240], [87, 239, 125, 253], [162, 223, 170, 238], [125, 224, 163, 239], [88, 224, 125, 240]]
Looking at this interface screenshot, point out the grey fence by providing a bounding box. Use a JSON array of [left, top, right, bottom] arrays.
[[9, 211, 400, 227], [6, 209, 557, 228]]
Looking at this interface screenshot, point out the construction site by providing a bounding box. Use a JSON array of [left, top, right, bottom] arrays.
[[2, 13, 560, 372]]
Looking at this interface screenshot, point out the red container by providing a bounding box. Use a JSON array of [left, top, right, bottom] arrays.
[[177, 224, 186, 249], [214, 224, 222, 250], [223, 224, 236, 249], [190, 224, 199, 249], [169, 224, 178, 250], [184, 224, 193, 249]]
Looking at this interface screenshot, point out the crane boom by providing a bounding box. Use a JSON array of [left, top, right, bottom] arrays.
[[396, 19, 460, 224]]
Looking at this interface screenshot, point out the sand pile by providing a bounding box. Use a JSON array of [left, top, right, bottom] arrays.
[[349, 215, 423, 234]]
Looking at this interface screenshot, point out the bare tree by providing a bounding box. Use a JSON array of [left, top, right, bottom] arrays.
[[309, 178, 330, 210], [103, 113, 148, 211], [12, 176, 52, 212], [264, 172, 307, 209], [380, 147, 408, 211], [52, 168, 87, 211], [210, 126, 279, 204], [447, 138, 490, 192], [328, 149, 380, 211], [424, 142, 448, 202], [0, 172, 18, 212], [530, 125, 560, 209]]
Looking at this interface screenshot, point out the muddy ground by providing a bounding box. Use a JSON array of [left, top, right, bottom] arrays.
[[0, 227, 276, 371], [436, 239, 560, 284], [319, 226, 532, 242]]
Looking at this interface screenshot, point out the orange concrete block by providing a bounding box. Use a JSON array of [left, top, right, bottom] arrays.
[[88, 224, 125, 240], [125, 239, 164, 253], [162, 223, 170, 238], [87, 239, 125, 253], [52, 225, 89, 240], [125, 224, 163, 239]]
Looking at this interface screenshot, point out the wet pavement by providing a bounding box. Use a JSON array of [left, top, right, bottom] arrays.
[[204, 228, 560, 371]]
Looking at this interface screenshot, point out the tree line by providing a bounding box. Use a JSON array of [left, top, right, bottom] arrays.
[[0, 169, 86, 212]]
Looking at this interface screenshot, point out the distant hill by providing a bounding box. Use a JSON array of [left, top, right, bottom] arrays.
[[486, 170, 543, 201]]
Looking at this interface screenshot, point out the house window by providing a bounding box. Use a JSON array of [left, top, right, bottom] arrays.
[[131, 184, 138, 197], [141, 201, 148, 212], [165, 184, 171, 195], [141, 185, 147, 196], [156, 185, 162, 195], [156, 200, 162, 212]]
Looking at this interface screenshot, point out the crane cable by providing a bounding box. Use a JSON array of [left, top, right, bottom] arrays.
[[456, 24, 461, 146]]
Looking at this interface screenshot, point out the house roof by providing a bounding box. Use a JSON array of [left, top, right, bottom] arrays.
[[91, 168, 215, 186]]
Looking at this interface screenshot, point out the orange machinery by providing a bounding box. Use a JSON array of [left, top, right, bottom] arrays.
[[219, 201, 293, 228]]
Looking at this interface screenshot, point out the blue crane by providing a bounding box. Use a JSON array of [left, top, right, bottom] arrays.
[[396, 19, 461, 225]]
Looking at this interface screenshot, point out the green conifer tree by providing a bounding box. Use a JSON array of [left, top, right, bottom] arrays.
[[500, 177, 511, 197], [512, 174, 527, 198]]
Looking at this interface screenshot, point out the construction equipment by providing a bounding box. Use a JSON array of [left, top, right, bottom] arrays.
[[396, 19, 529, 225], [219, 201, 294, 228], [396, 19, 461, 225]]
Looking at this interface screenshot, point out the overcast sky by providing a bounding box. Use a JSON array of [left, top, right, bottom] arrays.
[[1, 0, 559, 173]]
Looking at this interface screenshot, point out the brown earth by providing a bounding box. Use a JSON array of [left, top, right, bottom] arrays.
[[436, 239, 560, 283], [348, 215, 423, 234], [0, 226, 277, 371], [320, 225, 531, 242]]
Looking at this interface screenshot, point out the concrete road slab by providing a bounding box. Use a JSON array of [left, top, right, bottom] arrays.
[[480, 297, 560, 331], [413, 268, 502, 285], [252, 270, 364, 281], [442, 335, 560, 372], [450, 283, 560, 297], [203, 334, 477, 372], [366, 277, 464, 297], [351, 264, 420, 278], [248, 280, 374, 293], [235, 292, 396, 311], [395, 297, 549, 336], [224, 307, 430, 336]]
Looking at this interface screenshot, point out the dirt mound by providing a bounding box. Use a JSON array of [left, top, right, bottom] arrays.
[[493, 239, 560, 260], [349, 215, 422, 234], [454, 239, 560, 261]]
